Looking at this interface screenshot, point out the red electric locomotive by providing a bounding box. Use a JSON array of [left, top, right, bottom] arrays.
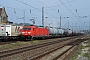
[[21, 25, 49, 40]]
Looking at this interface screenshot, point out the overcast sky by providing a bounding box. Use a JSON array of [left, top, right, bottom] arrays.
[[0, 0, 90, 30]]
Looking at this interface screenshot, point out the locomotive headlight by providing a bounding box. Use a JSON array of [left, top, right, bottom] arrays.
[[22, 32, 25, 33], [28, 32, 31, 34]]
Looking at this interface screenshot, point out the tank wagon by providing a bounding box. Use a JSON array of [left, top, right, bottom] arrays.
[[48, 27, 64, 38], [72, 30, 78, 36], [63, 29, 73, 36], [0, 24, 23, 41]]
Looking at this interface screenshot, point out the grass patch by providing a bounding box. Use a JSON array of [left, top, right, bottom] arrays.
[[0, 42, 23, 49], [70, 47, 81, 60], [0, 40, 41, 50], [28, 40, 41, 44], [80, 45, 87, 49], [82, 53, 90, 58]]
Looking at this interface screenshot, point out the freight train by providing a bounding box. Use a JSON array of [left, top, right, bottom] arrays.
[[0, 24, 82, 41], [21, 25, 77, 40]]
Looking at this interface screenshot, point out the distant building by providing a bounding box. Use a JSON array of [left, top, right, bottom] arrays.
[[0, 7, 13, 24]]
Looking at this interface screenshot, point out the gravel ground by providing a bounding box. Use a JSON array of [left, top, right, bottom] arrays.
[[0, 36, 86, 60], [0, 38, 70, 60], [39, 46, 71, 60]]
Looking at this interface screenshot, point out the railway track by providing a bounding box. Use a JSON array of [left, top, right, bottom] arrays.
[[38, 38, 87, 60], [30, 35, 89, 60], [0, 35, 89, 60]]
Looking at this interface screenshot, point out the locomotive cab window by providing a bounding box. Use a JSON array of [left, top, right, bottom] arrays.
[[23, 28, 31, 30], [33, 28, 34, 31], [31, 28, 34, 31]]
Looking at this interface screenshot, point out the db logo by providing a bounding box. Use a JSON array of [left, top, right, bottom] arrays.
[[1, 26, 4, 31]]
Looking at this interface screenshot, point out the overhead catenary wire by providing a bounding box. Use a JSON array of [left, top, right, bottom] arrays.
[[16, 0, 59, 19], [35, 0, 62, 16], [0, 4, 41, 19], [0, 4, 59, 19], [58, 0, 77, 18], [0, 0, 88, 29], [35, 0, 79, 17], [44, 0, 76, 8], [66, 0, 80, 16], [58, 0, 87, 29], [66, 0, 86, 28], [35, 0, 63, 27], [35, 0, 72, 28]]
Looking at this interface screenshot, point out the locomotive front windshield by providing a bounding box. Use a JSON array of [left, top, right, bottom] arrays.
[[23, 28, 31, 30]]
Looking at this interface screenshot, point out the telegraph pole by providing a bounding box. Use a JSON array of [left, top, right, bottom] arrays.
[[72, 23, 73, 31], [60, 16, 61, 28], [68, 20, 69, 29], [42, 7, 44, 27], [24, 10, 25, 25]]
